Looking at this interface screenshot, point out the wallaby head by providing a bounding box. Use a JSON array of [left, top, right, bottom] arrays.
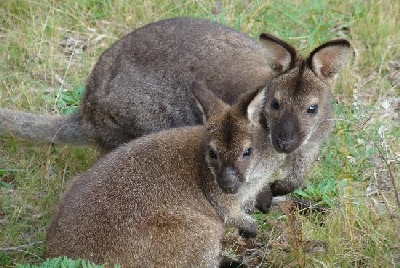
[[259, 37, 354, 154], [192, 81, 261, 194]]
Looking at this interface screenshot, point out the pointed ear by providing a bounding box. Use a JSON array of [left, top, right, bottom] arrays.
[[191, 81, 227, 121], [258, 33, 297, 73], [233, 86, 264, 120], [308, 39, 354, 82]]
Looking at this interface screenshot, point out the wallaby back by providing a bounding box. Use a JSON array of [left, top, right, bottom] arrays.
[[0, 17, 288, 150], [46, 82, 262, 267], [79, 17, 287, 150]]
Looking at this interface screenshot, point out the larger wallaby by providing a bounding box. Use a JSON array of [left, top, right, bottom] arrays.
[[0, 17, 277, 149], [45, 81, 267, 267], [0, 17, 353, 213]]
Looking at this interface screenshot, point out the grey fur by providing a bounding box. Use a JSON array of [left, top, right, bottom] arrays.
[[0, 109, 91, 145], [0, 17, 277, 149]]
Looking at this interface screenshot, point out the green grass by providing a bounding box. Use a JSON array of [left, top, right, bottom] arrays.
[[1, 0, 399, 267]]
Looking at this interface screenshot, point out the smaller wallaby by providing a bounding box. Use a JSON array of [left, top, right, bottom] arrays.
[[46, 81, 267, 267]]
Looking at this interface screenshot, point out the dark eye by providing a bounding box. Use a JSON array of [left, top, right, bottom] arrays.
[[242, 147, 253, 158], [271, 98, 279, 110], [307, 104, 318, 114], [209, 148, 218, 159]]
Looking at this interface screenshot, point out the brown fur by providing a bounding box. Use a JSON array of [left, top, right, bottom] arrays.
[[45, 82, 266, 267], [0, 17, 353, 216]]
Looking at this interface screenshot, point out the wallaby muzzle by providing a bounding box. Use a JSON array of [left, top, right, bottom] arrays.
[[271, 117, 302, 154], [218, 166, 243, 194]]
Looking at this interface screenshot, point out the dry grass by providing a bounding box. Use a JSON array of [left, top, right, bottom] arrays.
[[0, 0, 399, 267]]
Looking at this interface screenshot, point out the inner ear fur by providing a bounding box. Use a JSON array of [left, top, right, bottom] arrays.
[[258, 33, 297, 73], [307, 39, 354, 81]]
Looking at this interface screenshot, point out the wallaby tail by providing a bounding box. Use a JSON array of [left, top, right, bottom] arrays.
[[0, 108, 91, 146]]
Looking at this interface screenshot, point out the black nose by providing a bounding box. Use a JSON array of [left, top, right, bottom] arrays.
[[277, 136, 295, 151], [219, 167, 241, 194], [221, 180, 239, 194]]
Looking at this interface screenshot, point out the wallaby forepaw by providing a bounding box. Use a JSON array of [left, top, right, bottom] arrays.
[[238, 223, 257, 239], [255, 187, 273, 214], [255, 198, 272, 214], [219, 254, 246, 268]]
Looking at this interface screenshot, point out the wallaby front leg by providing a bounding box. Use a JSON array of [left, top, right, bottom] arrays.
[[256, 141, 322, 213], [215, 203, 257, 238], [234, 214, 257, 238], [255, 186, 273, 214], [273, 140, 322, 193]]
